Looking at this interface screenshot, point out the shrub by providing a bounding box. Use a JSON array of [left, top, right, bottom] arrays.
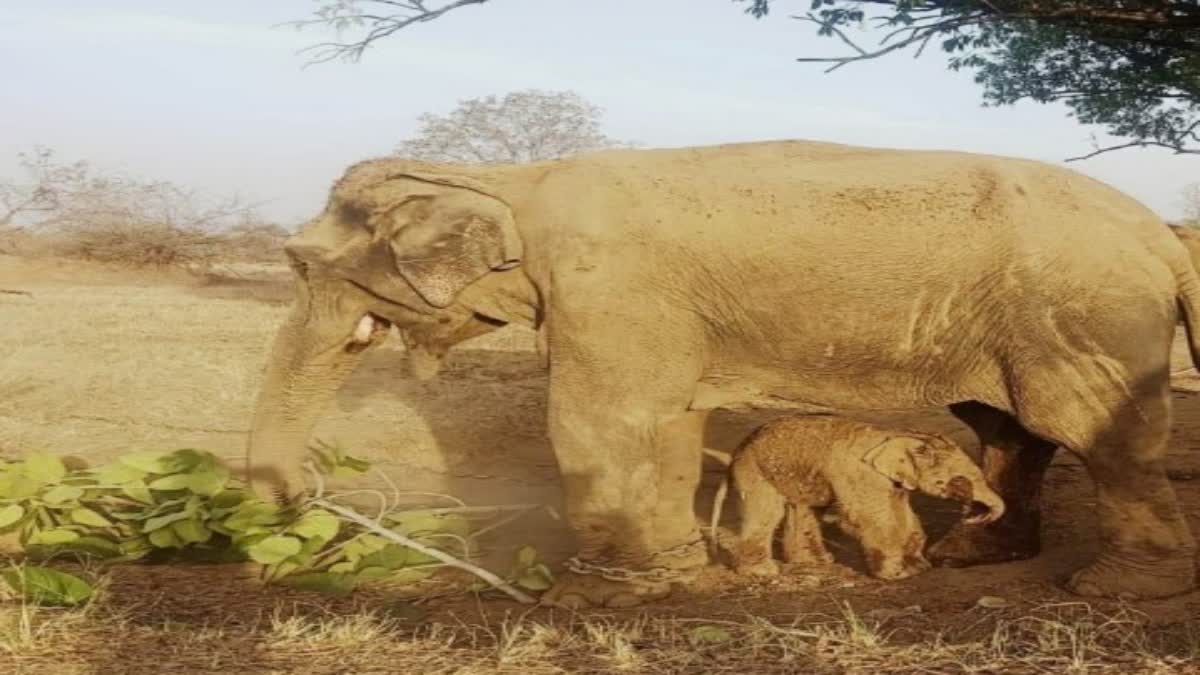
[[54, 223, 226, 271]]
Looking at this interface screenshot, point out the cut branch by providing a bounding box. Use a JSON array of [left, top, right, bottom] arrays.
[[314, 498, 537, 604]]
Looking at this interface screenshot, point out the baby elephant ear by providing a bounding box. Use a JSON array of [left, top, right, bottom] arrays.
[[388, 185, 523, 308], [861, 437, 919, 491]]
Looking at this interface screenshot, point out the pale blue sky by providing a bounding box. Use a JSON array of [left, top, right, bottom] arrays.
[[2, 0, 1196, 224]]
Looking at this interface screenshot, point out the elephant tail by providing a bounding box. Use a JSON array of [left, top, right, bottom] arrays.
[[1179, 283, 1200, 375], [1158, 224, 1200, 372], [702, 448, 732, 559], [1172, 246, 1200, 374]]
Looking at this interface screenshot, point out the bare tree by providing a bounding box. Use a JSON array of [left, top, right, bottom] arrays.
[[396, 90, 628, 164], [0, 147, 280, 270], [0, 147, 91, 228]]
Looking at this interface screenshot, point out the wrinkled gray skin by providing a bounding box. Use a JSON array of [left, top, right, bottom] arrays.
[[247, 140, 1200, 608]]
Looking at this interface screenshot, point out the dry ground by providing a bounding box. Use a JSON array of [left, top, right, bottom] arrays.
[[2, 254, 1200, 673]]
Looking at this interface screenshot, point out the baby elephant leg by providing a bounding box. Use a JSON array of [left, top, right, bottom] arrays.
[[781, 504, 834, 567], [846, 494, 931, 580]]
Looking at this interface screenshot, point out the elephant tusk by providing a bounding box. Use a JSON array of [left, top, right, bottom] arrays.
[[352, 314, 378, 344], [348, 313, 392, 351]]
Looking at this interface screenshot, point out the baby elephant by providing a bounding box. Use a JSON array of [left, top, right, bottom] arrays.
[[713, 415, 1005, 580]]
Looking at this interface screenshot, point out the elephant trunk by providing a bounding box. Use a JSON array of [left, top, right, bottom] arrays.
[[946, 475, 1006, 525], [246, 280, 386, 501]]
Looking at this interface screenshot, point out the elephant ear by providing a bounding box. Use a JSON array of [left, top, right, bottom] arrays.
[[861, 437, 919, 490], [385, 176, 523, 308]]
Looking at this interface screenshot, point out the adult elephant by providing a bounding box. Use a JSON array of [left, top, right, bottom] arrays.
[[247, 140, 1200, 607], [1171, 224, 1200, 272]]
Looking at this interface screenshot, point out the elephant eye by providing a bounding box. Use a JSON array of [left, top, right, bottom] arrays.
[[336, 201, 370, 229]]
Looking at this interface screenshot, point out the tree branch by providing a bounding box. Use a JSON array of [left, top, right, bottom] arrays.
[[1065, 139, 1200, 161], [288, 0, 493, 64], [314, 498, 537, 604]]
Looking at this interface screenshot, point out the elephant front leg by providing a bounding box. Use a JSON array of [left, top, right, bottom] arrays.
[[540, 402, 708, 609], [930, 402, 1058, 567], [846, 493, 931, 580]]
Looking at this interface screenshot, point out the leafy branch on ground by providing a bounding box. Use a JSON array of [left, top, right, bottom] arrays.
[[0, 447, 550, 606]]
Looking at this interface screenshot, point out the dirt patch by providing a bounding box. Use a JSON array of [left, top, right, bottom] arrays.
[[2, 254, 1200, 672]]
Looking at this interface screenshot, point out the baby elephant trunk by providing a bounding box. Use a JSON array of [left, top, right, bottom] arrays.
[[946, 475, 1006, 525]]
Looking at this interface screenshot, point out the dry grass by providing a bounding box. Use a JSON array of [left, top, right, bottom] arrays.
[[0, 593, 1194, 675]]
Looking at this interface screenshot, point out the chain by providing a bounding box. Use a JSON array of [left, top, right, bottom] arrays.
[[563, 539, 706, 585]]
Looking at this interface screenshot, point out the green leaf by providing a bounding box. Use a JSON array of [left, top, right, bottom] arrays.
[[386, 511, 470, 539], [23, 453, 66, 484], [356, 565, 394, 580], [515, 564, 554, 591], [382, 567, 434, 585], [186, 469, 228, 497], [328, 562, 356, 574], [27, 536, 122, 562], [291, 509, 339, 541], [3, 566, 93, 606], [147, 474, 193, 491], [246, 535, 302, 565], [0, 473, 42, 500], [357, 544, 416, 572], [121, 485, 153, 504], [69, 508, 112, 528], [63, 535, 122, 558], [93, 462, 146, 485], [27, 529, 80, 546], [224, 502, 282, 532], [516, 545, 538, 569], [118, 451, 171, 474], [148, 469, 229, 497], [42, 485, 84, 505], [278, 573, 357, 596], [148, 528, 181, 548], [171, 519, 212, 545], [118, 538, 153, 559], [340, 534, 388, 562], [0, 504, 25, 530], [211, 490, 247, 510], [143, 510, 191, 533]]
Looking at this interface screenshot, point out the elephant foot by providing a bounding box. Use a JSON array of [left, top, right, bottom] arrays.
[[871, 554, 932, 581], [1067, 552, 1197, 600], [734, 558, 781, 578], [541, 540, 707, 609], [928, 519, 1040, 568], [541, 571, 673, 609]]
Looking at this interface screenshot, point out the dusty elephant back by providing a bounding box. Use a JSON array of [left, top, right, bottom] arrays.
[[733, 415, 887, 482], [517, 141, 1178, 414]]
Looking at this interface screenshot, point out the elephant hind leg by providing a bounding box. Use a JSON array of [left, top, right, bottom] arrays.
[[929, 401, 1057, 568], [781, 504, 834, 567], [1051, 375, 1197, 598], [731, 458, 786, 577], [981, 352, 1195, 599]]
